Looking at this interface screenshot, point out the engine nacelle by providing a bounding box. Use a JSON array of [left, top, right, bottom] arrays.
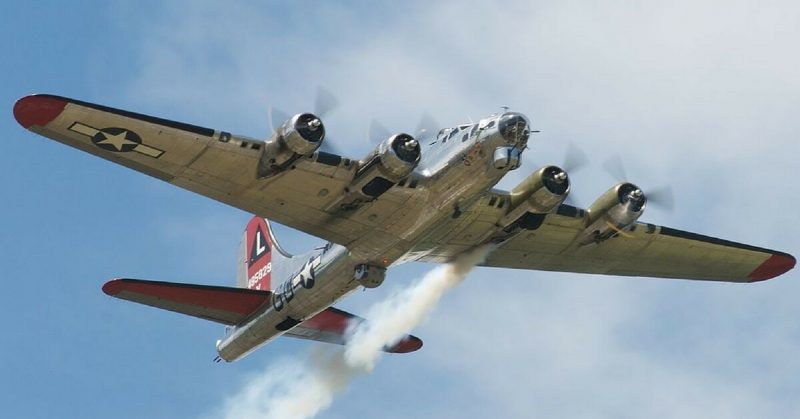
[[357, 133, 421, 182], [257, 113, 325, 178], [354, 264, 387, 288], [579, 182, 646, 244], [348, 133, 421, 199], [499, 165, 570, 230]]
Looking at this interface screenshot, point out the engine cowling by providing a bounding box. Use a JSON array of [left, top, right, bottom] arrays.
[[579, 182, 646, 244], [349, 133, 421, 197], [257, 113, 325, 178], [499, 165, 571, 229], [359, 134, 421, 180]]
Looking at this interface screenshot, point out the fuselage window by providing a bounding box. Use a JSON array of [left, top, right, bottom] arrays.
[[440, 128, 452, 143], [448, 128, 460, 140]]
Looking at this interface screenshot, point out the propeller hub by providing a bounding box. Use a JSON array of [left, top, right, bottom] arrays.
[[403, 139, 418, 151], [308, 118, 322, 130]]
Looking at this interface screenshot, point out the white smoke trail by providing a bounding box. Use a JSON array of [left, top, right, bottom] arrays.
[[216, 347, 359, 419], [344, 244, 493, 371], [212, 245, 491, 419]]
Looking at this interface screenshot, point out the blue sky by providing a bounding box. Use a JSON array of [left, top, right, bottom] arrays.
[[2, 1, 799, 418]]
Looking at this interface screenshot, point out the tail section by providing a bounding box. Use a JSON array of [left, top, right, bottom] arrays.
[[237, 216, 293, 291]]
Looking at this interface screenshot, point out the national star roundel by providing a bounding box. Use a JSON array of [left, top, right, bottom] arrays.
[[91, 127, 142, 152]]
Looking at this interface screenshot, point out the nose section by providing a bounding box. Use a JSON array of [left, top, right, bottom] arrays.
[[497, 112, 530, 146]]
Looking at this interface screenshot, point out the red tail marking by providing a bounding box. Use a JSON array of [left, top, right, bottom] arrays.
[[245, 217, 272, 290]]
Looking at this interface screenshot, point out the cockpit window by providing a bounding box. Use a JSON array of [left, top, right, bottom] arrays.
[[487, 120, 496, 128], [470, 124, 478, 136]]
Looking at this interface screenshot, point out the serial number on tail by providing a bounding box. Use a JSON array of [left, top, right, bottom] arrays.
[[247, 262, 272, 289]]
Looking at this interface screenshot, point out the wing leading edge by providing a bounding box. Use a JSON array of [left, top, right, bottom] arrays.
[[102, 279, 422, 353]]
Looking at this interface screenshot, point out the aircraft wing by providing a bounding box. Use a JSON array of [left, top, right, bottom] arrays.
[[411, 197, 795, 282], [284, 306, 423, 353], [102, 278, 271, 325], [14, 94, 374, 246]]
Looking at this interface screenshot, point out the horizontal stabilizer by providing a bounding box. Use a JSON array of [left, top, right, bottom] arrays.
[[285, 306, 423, 353], [102, 278, 270, 325]]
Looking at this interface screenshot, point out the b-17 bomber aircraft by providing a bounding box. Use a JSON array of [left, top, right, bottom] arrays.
[[13, 94, 796, 362]]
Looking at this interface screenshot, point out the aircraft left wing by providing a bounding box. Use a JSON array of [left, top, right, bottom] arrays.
[[409, 192, 795, 282], [14, 94, 373, 246]]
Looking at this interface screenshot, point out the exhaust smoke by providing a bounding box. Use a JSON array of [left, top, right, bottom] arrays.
[[213, 245, 492, 419]]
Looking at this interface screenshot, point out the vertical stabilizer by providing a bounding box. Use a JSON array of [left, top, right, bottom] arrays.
[[236, 216, 293, 291]]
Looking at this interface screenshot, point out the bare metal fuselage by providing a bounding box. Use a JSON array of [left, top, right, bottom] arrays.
[[217, 113, 529, 361]]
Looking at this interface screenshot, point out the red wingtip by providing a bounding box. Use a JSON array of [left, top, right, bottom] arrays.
[[388, 336, 424, 353], [102, 278, 125, 296], [13, 95, 67, 129], [748, 253, 796, 282]]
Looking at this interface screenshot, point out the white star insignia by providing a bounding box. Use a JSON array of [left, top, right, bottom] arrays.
[[96, 130, 138, 151]]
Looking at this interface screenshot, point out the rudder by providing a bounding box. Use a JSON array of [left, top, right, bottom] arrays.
[[236, 216, 293, 290]]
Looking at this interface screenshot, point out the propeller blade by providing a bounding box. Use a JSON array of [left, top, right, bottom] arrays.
[[563, 142, 589, 173], [415, 112, 440, 143], [602, 154, 628, 182], [562, 196, 583, 209], [647, 186, 675, 212], [314, 86, 339, 118], [368, 119, 391, 145], [318, 135, 342, 155], [268, 106, 290, 136]]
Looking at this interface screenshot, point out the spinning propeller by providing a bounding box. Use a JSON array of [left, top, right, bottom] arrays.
[[602, 155, 674, 212], [268, 87, 341, 153]]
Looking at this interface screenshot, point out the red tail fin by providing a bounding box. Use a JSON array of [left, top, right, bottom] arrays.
[[244, 217, 273, 290]]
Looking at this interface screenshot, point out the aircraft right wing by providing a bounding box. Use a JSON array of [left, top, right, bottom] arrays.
[[13, 94, 408, 248]]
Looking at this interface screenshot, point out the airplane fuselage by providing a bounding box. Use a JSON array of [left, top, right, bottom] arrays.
[[217, 112, 531, 361]]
